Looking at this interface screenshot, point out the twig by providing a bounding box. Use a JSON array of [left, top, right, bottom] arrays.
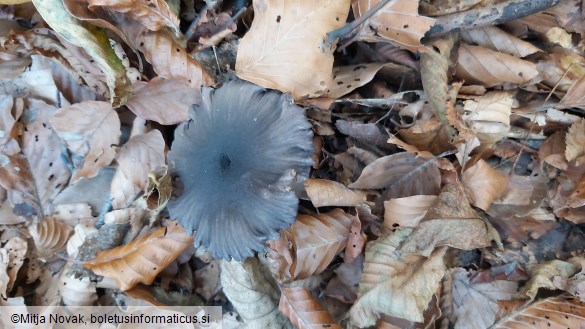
[[326, 0, 397, 43], [426, 0, 560, 37]]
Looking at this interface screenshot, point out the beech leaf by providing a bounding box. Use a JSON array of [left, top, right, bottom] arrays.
[[279, 287, 341, 329]]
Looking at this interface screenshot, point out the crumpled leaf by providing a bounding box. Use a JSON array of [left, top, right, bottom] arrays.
[[32, 0, 132, 107], [83, 222, 193, 291], [221, 257, 293, 328], [267, 209, 353, 282], [349, 228, 446, 326], [445, 268, 518, 329], [236, 0, 351, 99], [462, 91, 515, 146], [3, 236, 27, 292], [279, 287, 341, 329], [462, 159, 509, 211], [399, 184, 491, 257], [0, 249, 9, 299], [29, 216, 74, 258], [565, 118, 585, 163], [50, 101, 120, 183], [352, 0, 436, 52], [125, 77, 200, 125], [518, 259, 580, 300], [456, 44, 539, 87], [110, 130, 166, 209], [304, 179, 367, 207]]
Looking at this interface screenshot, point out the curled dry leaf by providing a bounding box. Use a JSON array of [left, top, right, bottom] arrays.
[[59, 266, 98, 306], [565, 118, 585, 163], [349, 229, 446, 326], [383, 195, 438, 228], [3, 236, 27, 292], [462, 91, 514, 146], [456, 44, 539, 87], [0, 249, 8, 299], [29, 216, 74, 257], [32, 0, 132, 107], [220, 258, 291, 328], [462, 159, 509, 211], [279, 287, 341, 329], [82, 222, 193, 291], [110, 130, 166, 209], [538, 131, 568, 170], [126, 77, 200, 125], [325, 64, 385, 99], [349, 152, 441, 199], [492, 297, 585, 329], [518, 259, 580, 300], [352, 0, 436, 52], [268, 209, 353, 282], [50, 101, 120, 183], [236, 0, 350, 99], [304, 179, 367, 208]]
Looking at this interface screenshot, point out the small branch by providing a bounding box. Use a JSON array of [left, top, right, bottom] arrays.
[[426, 0, 560, 37], [326, 0, 397, 43]]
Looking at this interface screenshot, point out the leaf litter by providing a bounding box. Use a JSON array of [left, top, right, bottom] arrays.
[[1, 0, 585, 328]]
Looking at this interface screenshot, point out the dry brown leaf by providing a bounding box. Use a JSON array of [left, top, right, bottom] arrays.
[[459, 26, 541, 58], [126, 77, 200, 125], [399, 184, 491, 256], [194, 261, 221, 301], [138, 30, 213, 89], [325, 255, 363, 304], [3, 236, 26, 292], [279, 287, 341, 329], [568, 175, 585, 208], [462, 159, 509, 211], [462, 91, 514, 146], [399, 118, 453, 155], [492, 297, 585, 329], [560, 72, 585, 109], [345, 214, 366, 262], [539, 131, 568, 170], [29, 216, 74, 257], [87, 0, 181, 40], [336, 120, 389, 147], [304, 179, 367, 207], [518, 259, 580, 300], [83, 222, 193, 291], [445, 268, 518, 329], [565, 119, 585, 163], [383, 195, 438, 228], [352, 0, 436, 52], [349, 228, 446, 326], [349, 152, 441, 199], [236, 0, 350, 99], [456, 44, 539, 87], [325, 64, 385, 98], [110, 130, 166, 209], [267, 209, 353, 282], [50, 101, 120, 183]]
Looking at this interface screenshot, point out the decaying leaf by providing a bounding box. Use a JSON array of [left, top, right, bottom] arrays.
[[279, 287, 341, 329], [462, 91, 514, 146], [29, 216, 74, 257], [236, 0, 351, 98], [268, 209, 353, 282], [3, 236, 27, 292], [462, 159, 509, 211], [83, 222, 193, 291], [518, 259, 581, 300], [59, 266, 98, 306], [304, 179, 367, 207], [492, 297, 585, 329], [384, 195, 438, 228], [0, 249, 9, 299], [565, 118, 585, 163], [325, 64, 385, 99], [349, 229, 446, 326]]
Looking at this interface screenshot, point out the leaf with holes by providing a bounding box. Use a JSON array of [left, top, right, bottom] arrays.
[[83, 222, 193, 291]]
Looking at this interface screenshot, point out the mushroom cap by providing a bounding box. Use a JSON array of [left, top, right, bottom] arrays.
[[167, 79, 313, 261]]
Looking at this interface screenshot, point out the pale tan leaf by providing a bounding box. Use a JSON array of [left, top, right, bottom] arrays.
[[236, 0, 351, 99], [59, 265, 98, 306], [83, 222, 193, 291], [518, 259, 580, 300], [268, 209, 353, 282], [67, 222, 99, 258], [349, 229, 446, 326], [325, 64, 385, 98], [0, 249, 9, 299], [568, 174, 585, 208], [459, 26, 541, 58], [126, 77, 200, 125], [462, 159, 509, 211], [399, 184, 491, 256], [280, 287, 341, 329], [539, 131, 568, 170], [462, 91, 514, 145], [220, 258, 293, 328], [110, 130, 166, 209], [399, 118, 453, 155], [194, 261, 221, 301], [32, 0, 132, 106], [87, 0, 182, 39], [446, 268, 518, 329], [383, 195, 438, 228], [565, 119, 585, 162], [560, 72, 585, 109], [349, 152, 441, 199], [492, 297, 585, 329], [138, 30, 213, 89], [4, 236, 26, 292], [50, 101, 120, 182], [456, 44, 539, 87], [352, 0, 436, 52], [345, 215, 367, 262], [29, 216, 74, 257], [304, 179, 367, 207]]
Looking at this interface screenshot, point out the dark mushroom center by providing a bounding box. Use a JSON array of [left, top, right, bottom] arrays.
[[218, 153, 232, 175]]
